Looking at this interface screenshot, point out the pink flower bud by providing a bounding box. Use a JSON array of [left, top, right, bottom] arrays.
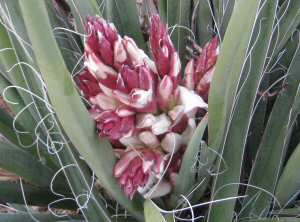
[[123, 37, 156, 71], [113, 37, 127, 69], [94, 110, 135, 140], [196, 66, 215, 101], [157, 75, 174, 110], [184, 59, 195, 90], [114, 65, 157, 113], [150, 14, 180, 79], [195, 36, 219, 77], [86, 16, 117, 66], [84, 54, 117, 89], [185, 37, 219, 101], [113, 148, 166, 199], [76, 70, 101, 99]]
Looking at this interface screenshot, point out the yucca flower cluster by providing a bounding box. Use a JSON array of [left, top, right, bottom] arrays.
[[77, 14, 219, 199]]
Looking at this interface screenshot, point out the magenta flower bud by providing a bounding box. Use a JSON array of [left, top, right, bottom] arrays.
[[185, 36, 219, 101], [86, 16, 117, 66], [76, 70, 101, 99], [113, 148, 167, 199], [157, 75, 174, 110], [114, 65, 157, 113], [84, 53, 118, 90], [94, 110, 135, 140], [196, 66, 215, 101], [123, 37, 156, 71], [184, 59, 195, 90], [195, 36, 219, 77], [150, 14, 180, 81]]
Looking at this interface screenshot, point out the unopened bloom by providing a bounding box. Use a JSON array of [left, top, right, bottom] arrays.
[[114, 64, 157, 113], [77, 70, 101, 99], [90, 108, 135, 140], [150, 14, 181, 82], [113, 148, 171, 199], [185, 36, 219, 101]]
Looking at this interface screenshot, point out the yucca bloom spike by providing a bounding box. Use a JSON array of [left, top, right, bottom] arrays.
[[77, 15, 211, 199]]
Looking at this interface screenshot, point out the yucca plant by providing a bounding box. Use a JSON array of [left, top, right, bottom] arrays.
[[0, 0, 299, 221]]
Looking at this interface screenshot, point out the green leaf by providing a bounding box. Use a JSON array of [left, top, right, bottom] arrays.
[[0, 181, 74, 209], [208, 0, 261, 146], [0, 105, 37, 152], [158, 0, 167, 22], [0, 141, 56, 187], [244, 219, 300, 222], [144, 200, 166, 222], [105, 0, 146, 50], [0, 213, 81, 222], [0, 20, 37, 132], [194, 0, 213, 45], [243, 36, 300, 217], [173, 115, 208, 197], [272, 207, 300, 217], [208, 1, 278, 221], [19, 0, 143, 220], [167, 0, 192, 63], [65, 0, 100, 34], [0, 108, 20, 144], [274, 0, 300, 55], [276, 141, 300, 205], [213, 0, 235, 38]]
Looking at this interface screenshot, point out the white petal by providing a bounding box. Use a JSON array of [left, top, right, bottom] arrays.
[[136, 113, 156, 129], [131, 89, 153, 107], [179, 86, 208, 113], [139, 131, 160, 148], [151, 114, 172, 135], [90, 93, 118, 110], [119, 135, 144, 148], [85, 54, 117, 79], [116, 106, 135, 117], [142, 180, 172, 199], [124, 36, 146, 66], [168, 105, 184, 121], [161, 132, 183, 153]]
